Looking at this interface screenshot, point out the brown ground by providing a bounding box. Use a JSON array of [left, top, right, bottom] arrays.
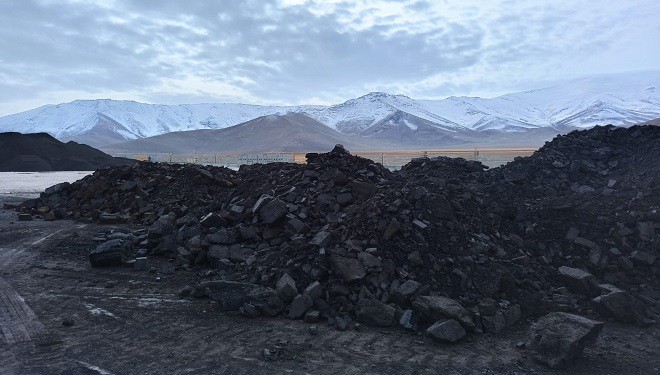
[[0, 195, 658, 375]]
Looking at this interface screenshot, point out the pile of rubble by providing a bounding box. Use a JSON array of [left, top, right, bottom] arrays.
[[15, 125, 659, 361]]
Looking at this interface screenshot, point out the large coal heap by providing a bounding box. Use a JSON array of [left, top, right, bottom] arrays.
[[0, 132, 137, 171], [15, 125, 659, 340]]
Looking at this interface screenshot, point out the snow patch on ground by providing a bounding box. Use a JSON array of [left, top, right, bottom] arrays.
[[0, 171, 90, 198]]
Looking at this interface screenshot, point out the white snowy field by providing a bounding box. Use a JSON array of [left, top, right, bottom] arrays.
[[0, 171, 91, 198]]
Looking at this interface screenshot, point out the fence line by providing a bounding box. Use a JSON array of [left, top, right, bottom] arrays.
[[116, 148, 537, 169]]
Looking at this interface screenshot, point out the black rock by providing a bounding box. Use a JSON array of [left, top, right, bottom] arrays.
[[89, 239, 133, 267]]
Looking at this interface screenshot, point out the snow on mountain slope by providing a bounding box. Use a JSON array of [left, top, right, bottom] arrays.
[[419, 71, 660, 130], [303, 92, 462, 134], [0, 99, 322, 143], [0, 71, 657, 147]]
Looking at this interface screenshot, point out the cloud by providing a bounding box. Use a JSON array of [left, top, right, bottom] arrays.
[[0, 0, 658, 115]]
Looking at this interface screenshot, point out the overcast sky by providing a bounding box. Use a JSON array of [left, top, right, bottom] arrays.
[[0, 0, 658, 116]]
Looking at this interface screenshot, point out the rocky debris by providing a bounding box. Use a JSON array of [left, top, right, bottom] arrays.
[[413, 296, 475, 330], [527, 312, 604, 369], [89, 239, 133, 267], [259, 198, 287, 224], [355, 298, 396, 327], [557, 266, 600, 297], [17, 125, 660, 345], [17, 213, 33, 221], [288, 294, 313, 319], [426, 319, 466, 343], [276, 274, 298, 302], [593, 291, 650, 325]]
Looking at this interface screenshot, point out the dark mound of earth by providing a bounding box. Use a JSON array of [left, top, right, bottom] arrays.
[[0, 132, 137, 171], [14, 125, 659, 345]]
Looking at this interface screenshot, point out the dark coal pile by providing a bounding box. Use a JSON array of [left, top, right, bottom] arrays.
[[0, 132, 137, 171], [15, 125, 659, 346]]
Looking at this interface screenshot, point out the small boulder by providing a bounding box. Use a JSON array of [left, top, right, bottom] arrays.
[[89, 239, 133, 267], [427, 319, 466, 343], [557, 266, 600, 297], [289, 294, 313, 319], [413, 295, 475, 329], [355, 298, 396, 327], [18, 213, 33, 221], [206, 229, 236, 245], [197, 280, 258, 311], [482, 311, 506, 333], [276, 273, 298, 302], [310, 230, 333, 247], [593, 291, 649, 325], [260, 198, 288, 225], [304, 281, 323, 300], [527, 312, 603, 369], [330, 255, 366, 282]]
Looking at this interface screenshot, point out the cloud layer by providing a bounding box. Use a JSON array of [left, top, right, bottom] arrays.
[[1, 0, 658, 115]]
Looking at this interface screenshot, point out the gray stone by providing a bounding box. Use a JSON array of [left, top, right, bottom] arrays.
[[200, 212, 226, 228], [358, 252, 381, 270], [252, 194, 272, 213], [17, 213, 33, 221], [304, 281, 323, 300], [246, 286, 285, 316], [310, 231, 333, 247], [630, 250, 656, 266], [304, 310, 320, 323], [89, 239, 133, 267], [573, 237, 597, 249], [593, 291, 649, 325], [383, 219, 401, 240], [335, 316, 348, 331], [565, 227, 580, 241], [285, 216, 310, 234], [197, 280, 259, 311], [289, 294, 313, 319], [206, 229, 236, 244], [528, 312, 603, 369], [503, 304, 522, 327], [412, 295, 475, 329], [482, 311, 506, 333], [637, 221, 655, 241], [330, 255, 366, 282], [44, 182, 70, 195], [260, 198, 288, 224], [426, 319, 466, 343], [557, 266, 600, 297], [399, 309, 414, 329], [477, 298, 498, 317], [276, 273, 298, 302], [412, 219, 428, 229], [238, 225, 257, 240], [355, 298, 396, 327], [397, 280, 421, 299]]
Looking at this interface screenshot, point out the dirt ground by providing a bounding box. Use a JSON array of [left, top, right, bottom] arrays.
[[0, 195, 658, 375]]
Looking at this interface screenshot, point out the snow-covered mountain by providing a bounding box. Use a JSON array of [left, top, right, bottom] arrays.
[[0, 71, 657, 147]]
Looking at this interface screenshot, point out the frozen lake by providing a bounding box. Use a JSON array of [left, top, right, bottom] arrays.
[[0, 171, 91, 198]]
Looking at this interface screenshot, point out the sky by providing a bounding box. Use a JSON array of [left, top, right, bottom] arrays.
[[0, 0, 659, 116]]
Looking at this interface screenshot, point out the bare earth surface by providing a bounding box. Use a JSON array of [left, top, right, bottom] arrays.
[[0, 195, 658, 375]]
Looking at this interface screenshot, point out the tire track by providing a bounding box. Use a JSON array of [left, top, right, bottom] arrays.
[[0, 277, 45, 345]]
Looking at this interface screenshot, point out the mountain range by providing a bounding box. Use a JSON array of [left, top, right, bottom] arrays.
[[0, 71, 658, 152]]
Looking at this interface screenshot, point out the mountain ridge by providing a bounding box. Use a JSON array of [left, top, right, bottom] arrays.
[[0, 71, 658, 148]]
